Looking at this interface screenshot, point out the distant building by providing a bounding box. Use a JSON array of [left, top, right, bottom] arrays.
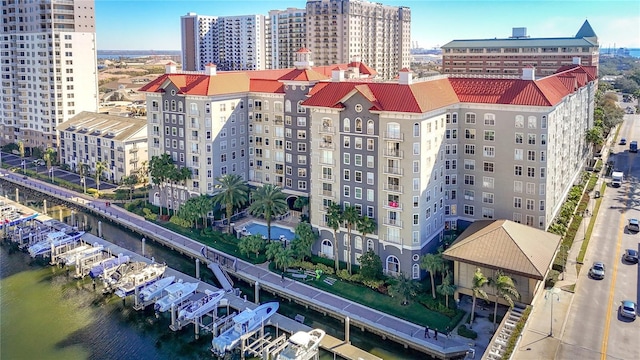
[[0, 0, 99, 151], [441, 20, 599, 77], [181, 13, 266, 71], [268, 8, 307, 69], [59, 112, 148, 183]]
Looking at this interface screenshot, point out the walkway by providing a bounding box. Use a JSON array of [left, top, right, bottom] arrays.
[[0, 169, 469, 359]]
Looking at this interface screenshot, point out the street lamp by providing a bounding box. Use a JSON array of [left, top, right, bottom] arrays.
[[545, 288, 561, 337], [49, 167, 54, 183], [21, 160, 26, 174], [81, 176, 86, 194]]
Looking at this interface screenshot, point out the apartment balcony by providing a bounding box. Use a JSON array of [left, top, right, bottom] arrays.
[[383, 201, 403, 211], [383, 217, 403, 228], [319, 158, 334, 165], [319, 174, 334, 182], [383, 166, 403, 176], [129, 158, 137, 164], [383, 183, 403, 193], [319, 141, 334, 149], [129, 148, 138, 153], [318, 189, 335, 197], [383, 149, 403, 158], [318, 125, 334, 134], [383, 132, 404, 141], [382, 234, 402, 245]]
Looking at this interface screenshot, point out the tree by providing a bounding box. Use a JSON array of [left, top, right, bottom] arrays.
[[194, 195, 213, 228], [211, 174, 248, 233], [238, 234, 264, 259], [359, 249, 383, 280], [274, 247, 294, 271], [292, 222, 316, 260], [148, 154, 174, 216], [121, 174, 138, 201], [177, 197, 201, 228], [94, 161, 107, 195], [170, 166, 192, 215], [342, 205, 359, 275], [357, 216, 377, 244], [489, 270, 521, 330], [420, 253, 443, 299], [470, 268, 489, 328], [265, 242, 283, 262], [248, 184, 288, 242], [43, 147, 56, 181], [293, 196, 309, 220], [325, 203, 343, 272], [138, 160, 149, 188], [436, 272, 457, 308], [585, 127, 604, 154], [78, 162, 90, 193], [17, 140, 24, 158], [388, 272, 418, 305]]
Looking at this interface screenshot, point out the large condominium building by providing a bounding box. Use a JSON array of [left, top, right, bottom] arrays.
[[306, 0, 411, 79], [268, 8, 306, 69], [0, 0, 99, 151], [142, 49, 596, 279], [58, 111, 148, 182], [181, 13, 266, 72], [441, 20, 599, 77]]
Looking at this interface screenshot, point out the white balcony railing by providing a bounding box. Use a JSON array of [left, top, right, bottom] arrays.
[[383, 167, 403, 176], [383, 183, 403, 193], [383, 218, 403, 227]]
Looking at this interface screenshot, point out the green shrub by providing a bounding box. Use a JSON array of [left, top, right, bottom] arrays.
[[457, 324, 478, 339], [142, 208, 157, 221], [169, 215, 191, 228], [545, 269, 559, 288]]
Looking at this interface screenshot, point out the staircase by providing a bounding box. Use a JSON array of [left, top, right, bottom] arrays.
[[483, 304, 526, 360]]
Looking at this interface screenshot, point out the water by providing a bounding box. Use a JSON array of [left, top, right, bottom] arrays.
[[0, 195, 427, 359], [243, 221, 295, 241]]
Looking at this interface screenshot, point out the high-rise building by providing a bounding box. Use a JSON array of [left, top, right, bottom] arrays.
[[268, 8, 306, 69], [142, 49, 596, 279], [441, 20, 599, 77], [305, 0, 411, 79], [0, 0, 99, 151], [181, 13, 266, 72]]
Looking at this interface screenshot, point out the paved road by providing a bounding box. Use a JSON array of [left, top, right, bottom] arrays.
[[558, 113, 640, 360], [0, 169, 471, 359]]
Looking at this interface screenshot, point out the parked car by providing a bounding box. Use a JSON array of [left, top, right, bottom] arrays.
[[619, 300, 637, 320], [620, 138, 627, 145], [623, 249, 639, 263], [628, 219, 640, 233], [589, 262, 606, 279], [32, 159, 45, 166]]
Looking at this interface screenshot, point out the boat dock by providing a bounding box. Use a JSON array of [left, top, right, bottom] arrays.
[[1, 172, 473, 359]]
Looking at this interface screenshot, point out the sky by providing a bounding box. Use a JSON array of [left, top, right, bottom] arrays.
[[95, 0, 640, 51]]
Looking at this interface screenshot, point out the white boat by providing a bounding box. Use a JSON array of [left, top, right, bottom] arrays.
[[211, 302, 279, 355], [178, 289, 225, 321], [138, 276, 176, 302], [0, 206, 38, 229], [114, 263, 167, 298], [102, 261, 148, 287], [57, 242, 103, 263], [154, 281, 199, 312], [27, 230, 85, 257], [89, 255, 130, 279], [277, 329, 326, 360]]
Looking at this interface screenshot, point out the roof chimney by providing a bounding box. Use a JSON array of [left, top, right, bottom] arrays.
[[572, 57, 582, 65], [399, 68, 413, 85], [205, 63, 217, 76], [165, 62, 177, 74], [521, 66, 535, 81], [331, 67, 345, 82]]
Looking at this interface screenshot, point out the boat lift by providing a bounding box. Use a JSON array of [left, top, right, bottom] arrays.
[[240, 326, 288, 360], [167, 295, 231, 340], [73, 249, 114, 279]]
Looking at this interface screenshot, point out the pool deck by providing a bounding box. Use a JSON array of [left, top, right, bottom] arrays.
[[233, 216, 297, 240]]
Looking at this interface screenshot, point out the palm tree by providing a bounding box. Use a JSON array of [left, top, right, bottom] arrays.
[[489, 270, 521, 330], [420, 253, 443, 299], [138, 160, 149, 188], [470, 268, 489, 328], [121, 174, 138, 201], [78, 161, 89, 193], [388, 272, 418, 305], [293, 196, 309, 220], [325, 203, 343, 272], [211, 174, 249, 233], [357, 216, 377, 243], [170, 166, 192, 215], [248, 184, 288, 242], [437, 272, 457, 308], [148, 154, 173, 216], [43, 147, 56, 182], [342, 205, 359, 275], [94, 161, 107, 195], [17, 140, 24, 158]]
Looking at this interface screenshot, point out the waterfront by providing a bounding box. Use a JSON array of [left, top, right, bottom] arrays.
[[0, 197, 426, 360]]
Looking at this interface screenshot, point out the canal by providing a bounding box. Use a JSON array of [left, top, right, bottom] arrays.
[[0, 184, 427, 359]]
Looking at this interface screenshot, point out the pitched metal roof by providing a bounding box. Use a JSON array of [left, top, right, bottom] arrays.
[[442, 37, 597, 48], [443, 220, 561, 280], [575, 20, 597, 39]]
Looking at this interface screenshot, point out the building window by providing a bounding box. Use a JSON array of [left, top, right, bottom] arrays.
[[367, 120, 375, 135], [484, 114, 495, 126], [514, 181, 523, 193], [483, 176, 494, 188], [465, 129, 476, 139], [482, 207, 494, 219], [515, 115, 524, 128], [464, 189, 474, 200], [514, 197, 522, 208], [527, 167, 535, 177], [527, 150, 536, 161], [483, 192, 494, 204], [515, 133, 523, 144], [528, 116, 536, 129], [343, 118, 350, 132], [464, 205, 474, 215], [464, 159, 475, 170], [464, 145, 475, 155], [465, 113, 476, 124], [484, 130, 495, 141], [483, 146, 495, 157], [515, 149, 523, 160], [528, 134, 536, 145], [413, 123, 420, 137], [464, 175, 475, 185], [514, 165, 522, 176], [355, 118, 363, 133]]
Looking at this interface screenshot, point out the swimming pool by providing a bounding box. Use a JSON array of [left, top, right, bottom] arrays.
[[243, 222, 295, 241]]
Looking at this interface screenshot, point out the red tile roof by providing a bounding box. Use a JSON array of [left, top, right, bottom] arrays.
[[250, 79, 285, 93], [278, 68, 329, 81], [139, 72, 250, 95], [297, 47, 311, 53]]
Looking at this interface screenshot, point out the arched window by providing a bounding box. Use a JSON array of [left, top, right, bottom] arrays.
[[178, 101, 183, 112], [164, 100, 169, 110], [343, 233, 349, 246], [386, 255, 400, 275], [413, 123, 420, 137], [355, 236, 362, 250], [541, 115, 547, 129], [285, 100, 291, 112], [515, 115, 524, 128], [171, 100, 176, 111], [367, 239, 374, 251], [343, 118, 350, 132], [367, 120, 374, 135], [412, 264, 420, 279], [297, 100, 306, 113], [321, 239, 334, 259], [355, 118, 363, 132], [263, 100, 269, 111]]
